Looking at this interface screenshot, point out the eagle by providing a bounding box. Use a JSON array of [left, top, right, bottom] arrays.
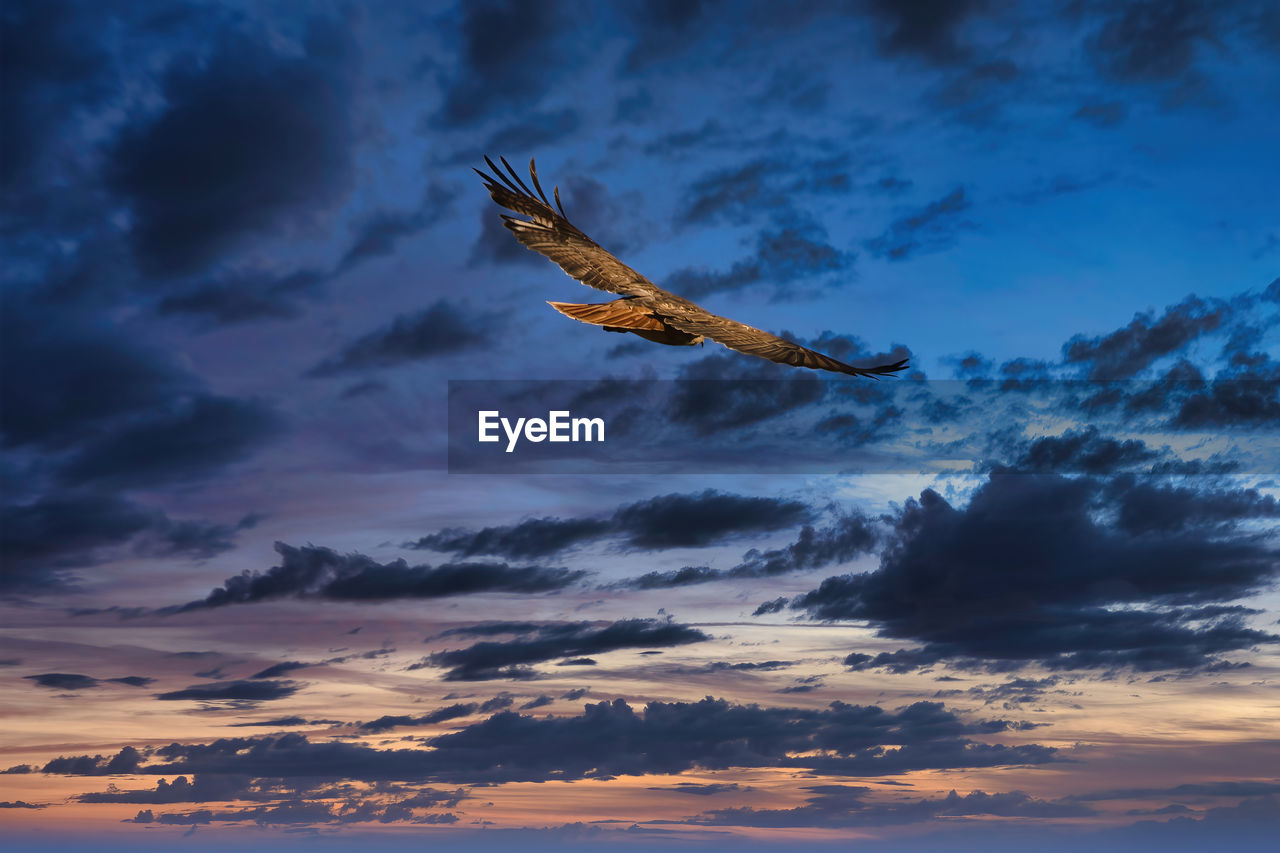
[[476, 157, 909, 379]]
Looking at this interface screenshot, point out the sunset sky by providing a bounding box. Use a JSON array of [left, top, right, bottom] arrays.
[[2, 1, 1278, 850]]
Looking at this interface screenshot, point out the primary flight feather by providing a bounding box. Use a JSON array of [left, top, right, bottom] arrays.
[[476, 156, 909, 379]]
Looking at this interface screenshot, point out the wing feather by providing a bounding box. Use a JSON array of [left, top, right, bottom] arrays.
[[477, 157, 910, 379], [660, 309, 909, 378], [476, 157, 666, 298]]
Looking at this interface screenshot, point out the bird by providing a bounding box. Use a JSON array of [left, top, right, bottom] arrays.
[[475, 156, 909, 379]]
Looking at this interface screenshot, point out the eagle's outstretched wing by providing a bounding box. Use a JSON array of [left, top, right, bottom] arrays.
[[477, 157, 909, 379], [474, 156, 665, 298], [657, 310, 910, 378]]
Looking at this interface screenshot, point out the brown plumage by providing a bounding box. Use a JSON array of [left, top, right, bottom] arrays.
[[475, 156, 909, 379]]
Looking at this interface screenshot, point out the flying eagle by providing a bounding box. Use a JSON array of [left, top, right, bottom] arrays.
[[476, 157, 909, 378]]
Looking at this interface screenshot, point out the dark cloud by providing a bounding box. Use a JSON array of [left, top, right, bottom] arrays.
[[0, 306, 190, 451], [937, 676, 1072, 711], [139, 696, 1053, 785], [0, 801, 44, 809], [668, 217, 853, 301], [1074, 780, 1280, 803], [335, 182, 457, 274], [156, 268, 326, 326], [413, 489, 812, 558], [479, 693, 515, 712], [864, 187, 972, 261], [2, 493, 252, 593], [226, 717, 336, 728], [24, 673, 99, 690], [693, 785, 1093, 828], [59, 395, 280, 488], [789, 472, 1279, 672], [669, 361, 827, 435], [308, 300, 496, 376], [621, 515, 877, 589], [928, 59, 1020, 120], [359, 703, 479, 734], [614, 490, 812, 549], [79, 774, 251, 804], [649, 782, 749, 796], [43, 746, 142, 776], [482, 108, 580, 153], [863, 0, 990, 65], [0, 0, 113, 191], [249, 662, 312, 680], [676, 157, 855, 228], [177, 542, 586, 610], [420, 619, 711, 681], [520, 695, 554, 710], [1063, 294, 1228, 379], [1013, 426, 1159, 474], [436, 0, 573, 126], [1074, 100, 1128, 127], [412, 517, 613, 560], [155, 680, 301, 703], [1088, 0, 1214, 84], [678, 159, 780, 227], [618, 0, 727, 73], [108, 20, 358, 276], [614, 88, 653, 123], [126, 795, 461, 826], [107, 676, 154, 687]]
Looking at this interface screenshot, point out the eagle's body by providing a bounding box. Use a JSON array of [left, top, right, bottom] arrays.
[[476, 157, 909, 379]]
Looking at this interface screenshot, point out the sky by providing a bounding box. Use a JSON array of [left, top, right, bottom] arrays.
[[2, 0, 1279, 850]]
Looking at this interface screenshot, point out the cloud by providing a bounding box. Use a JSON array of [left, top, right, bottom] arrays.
[[58, 395, 280, 488], [436, 0, 573, 126], [665, 216, 854, 300], [419, 618, 710, 680], [648, 782, 749, 796], [620, 514, 877, 589], [1063, 294, 1228, 379], [1088, 0, 1215, 84], [693, 785, 1093, 828], [137, 696, 1053, 784], [126, 794, 462, 826], [0, 0, 112, 192], [176, 542, 586, 610], [358, 703, 479, 734], [862, 0, 991, 66], [156, 268, 327, 326], [1074, 100, 1128, 127], [482, 108, 580, 153], [864, 187, 972, 261], [226, 717, 338, 728], [43, 746, 142, 776], [412, 489, 812, 558], [2, 493, 254, 593], [249, 662, 312, 680], [155, 680, 302, 703], [79, 774, 251, 804], [108, 19, 358, 276], [1, 305, 191, 452], [676, 157, 856, 228], [334, 182, 458, 274], [788, 471, 1280, 672], [1013, 426, 1160, 474], [308, 300, 497, 375], [24, 673, 99, 690]]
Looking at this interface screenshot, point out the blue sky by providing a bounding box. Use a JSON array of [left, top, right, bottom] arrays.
[[2, 1, 1279, 849]]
